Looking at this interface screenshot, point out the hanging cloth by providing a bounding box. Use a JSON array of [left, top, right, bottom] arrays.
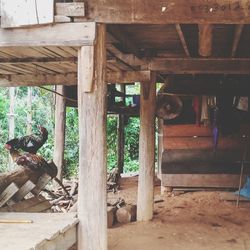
[[211, 106, 219, 157]]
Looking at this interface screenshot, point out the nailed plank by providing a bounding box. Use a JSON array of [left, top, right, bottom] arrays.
[[164, 124, 212, 137], [0, 22, 96, 47], [149, 58, 250, 74], [56, 3, 85, 17], [85, 0, 250, 24], [107, 70, 151, 83], [13, 180, 36, 202], [0, 73, 77, 87], [163, 137, 244, 150], [1, 0, 54, 28], [0, 183, 19, 207]]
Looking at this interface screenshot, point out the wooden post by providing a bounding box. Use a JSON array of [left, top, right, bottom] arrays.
[[198, 24, 213, 57], [137, 74, 156, 221], [77, 24, 107, 250], [53, 85, 66, 181], [8, 87, 15, 171], [117, 84, 125, 174]]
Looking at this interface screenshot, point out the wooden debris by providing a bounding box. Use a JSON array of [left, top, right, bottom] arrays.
[[107, 168, 120, 192], [116, 204, 137, 223], [0, 183, 19, 207], [13, 180, 36, 202], [0, 196, 51, 212]]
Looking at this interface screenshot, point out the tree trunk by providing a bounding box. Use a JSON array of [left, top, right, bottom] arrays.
[[27, 87, 32, 134], [8, 87, 15, 171], [53, 85, 66, 180]]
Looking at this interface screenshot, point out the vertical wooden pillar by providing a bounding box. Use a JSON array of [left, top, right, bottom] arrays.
[[117, 84, 126, 174], [77, 24, 107, 250], [8, 87, 15, 170], [53, 85, 66, 181], [137, 74, 156, 221]]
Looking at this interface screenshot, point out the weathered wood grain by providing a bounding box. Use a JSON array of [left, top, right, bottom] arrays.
[[77, 24, 107, 250], [0, 23, 96, 47], [137, 74, 156, 221], [84, 0, 250, 24]]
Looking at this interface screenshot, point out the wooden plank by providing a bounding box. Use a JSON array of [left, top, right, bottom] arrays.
[[0, 196, 51, 212], [56, 3, 85, 17], [53, 85, 66, 181], [161, 149, 246, 163], [107, 70, 151, 83], [163, 137, 244, 150], [0, 57, 76, 64], [0, 183, 19, 207], [84, 0, 250, 24], [148, 58, 250, 74], [0, 22, 96, 47], [13, 180, 36, 202], [198, 24, 213, 57], [231, 24, 244, 57], [137, 74, 156, 221], [164, 124, 212, 137], [175, 24, 190, 57], [0, 73, 77, 87], [77, 24, 107, 250], [1, 0, 54, 28], [32, 174, 52, 196], [161, 161, 250, 175], [162, 174, 245, 188]]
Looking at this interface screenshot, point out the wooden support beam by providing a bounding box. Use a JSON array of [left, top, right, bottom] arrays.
[[0, 73, 77, 87], [148, 58, 250, 74], [231, 24, 244, 57], [107, 26, 140, 57], [77, 24, 107, 250], [84, 0, 250, 24], [0, 23, 95, 47], [175, 24, 190, 57], [107, 44, 145, 67], [198, 24, 213, 57], [117, 85, 126, 174], [107, 70, 151, 83], [53, 85, 66, 181], [137, 74, 156, 221]]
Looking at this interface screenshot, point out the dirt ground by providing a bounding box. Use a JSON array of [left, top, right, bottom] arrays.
[[108, 176, 250, 250]]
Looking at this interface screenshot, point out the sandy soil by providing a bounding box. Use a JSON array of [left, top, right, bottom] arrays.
[[108, 177, 250, 250]]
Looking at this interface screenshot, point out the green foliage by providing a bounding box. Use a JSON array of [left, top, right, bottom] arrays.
[[0, 84, 146, 176]]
